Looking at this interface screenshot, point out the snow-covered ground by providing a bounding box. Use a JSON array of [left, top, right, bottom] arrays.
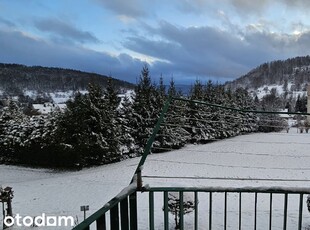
[[0, 158, 140, 229], [1, 131, 310, 229]]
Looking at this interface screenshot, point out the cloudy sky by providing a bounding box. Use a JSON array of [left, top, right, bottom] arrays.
[[1, 0, 310, 84]]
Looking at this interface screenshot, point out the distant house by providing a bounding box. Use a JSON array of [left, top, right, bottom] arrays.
[[278, 108, 296, 130], [278, 108, 291, 119], [32, 102, 66, 114]]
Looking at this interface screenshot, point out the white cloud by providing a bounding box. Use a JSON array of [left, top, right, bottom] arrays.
[[123, 20, 310, 80], [3, 0, 310, 84], [117, 15, 136, 24]]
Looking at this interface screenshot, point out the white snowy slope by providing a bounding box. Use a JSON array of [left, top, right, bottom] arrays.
[[251, 82, 307, 100], [1, 131, 310, 229]]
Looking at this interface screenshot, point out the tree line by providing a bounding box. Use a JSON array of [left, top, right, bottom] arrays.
[[0, 63, 134, 95], [227, 55, 310, 90], [0, 66, 282, 168]]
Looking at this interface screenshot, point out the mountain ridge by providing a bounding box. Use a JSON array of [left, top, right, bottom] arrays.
[[0, 63, 134, 96], [225, 56, 310, 96]]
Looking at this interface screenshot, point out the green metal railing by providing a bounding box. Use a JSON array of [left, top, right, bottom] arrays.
[[73, 97, 310, 230], [145, 186, 310, 230], [73, 184, 310, 230], [72, 183, 137, 230]]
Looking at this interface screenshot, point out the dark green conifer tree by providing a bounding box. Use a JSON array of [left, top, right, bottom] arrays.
[[118, 94, 135, 156], [55, 83, 121, 166], [103, 78, 121, 162], [131, 65, 158, 154], [154, 78, 189, 151]]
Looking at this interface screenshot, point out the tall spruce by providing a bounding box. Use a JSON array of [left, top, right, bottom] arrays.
[[167, 78, 177, 97], [0, 101, 26, 161], [103, 78, 121, 162], [186, 80, 211, 142], [154, 78, 189, 150], [118, 94, 135, 156], [131, 65, 158, 154]]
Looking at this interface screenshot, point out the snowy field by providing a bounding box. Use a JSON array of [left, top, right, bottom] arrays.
[[1, 131, 310, 229]]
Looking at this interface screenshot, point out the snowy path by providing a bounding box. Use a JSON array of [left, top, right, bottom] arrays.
[[1, 132, 310, 229]]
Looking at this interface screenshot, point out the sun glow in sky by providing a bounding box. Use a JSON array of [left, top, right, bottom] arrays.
[[1, 0, 310, 84]]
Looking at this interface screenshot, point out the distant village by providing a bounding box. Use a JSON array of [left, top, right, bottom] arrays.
[[0, 91, 69, 115], [0, 89, 132, 115]]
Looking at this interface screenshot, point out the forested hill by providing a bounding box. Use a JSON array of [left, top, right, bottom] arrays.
[[225, 56, 310, 92], [0, 63, 134, 94]]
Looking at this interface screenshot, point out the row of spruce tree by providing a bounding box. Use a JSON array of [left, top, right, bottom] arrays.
[[0, 66, 279, 168]]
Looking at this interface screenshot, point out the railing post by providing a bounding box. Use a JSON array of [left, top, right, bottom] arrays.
[[96, 214, 106, 230], [194, 192, 198, 230], [149, 191, 155, 230], [239, 192, 242, 230], [110, 204, 119, 230], [254, 192, 257, 230], [164, 191, 169, 230], [136, 168, 142, 191], [129, 192, 138, 230], [283, 193, 288, 230], [224, 192, 227, 230], [179, 191, 184, 230], [269, 193, 273, 230], [209, 192, 212, 230], [120, 197, 129, 230], [298, 193, 303, 230]]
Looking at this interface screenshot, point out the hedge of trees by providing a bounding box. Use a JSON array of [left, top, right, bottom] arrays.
[[0, 66, 282, 168]]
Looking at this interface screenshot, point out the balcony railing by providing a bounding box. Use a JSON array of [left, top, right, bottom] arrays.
[[73, 182, 310, 230], [145, 186, 310, 230]]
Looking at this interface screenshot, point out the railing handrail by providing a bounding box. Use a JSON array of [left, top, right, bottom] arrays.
[[144, 185, 310, 194], [72, 183, 137, 230], [174, 97, 310, 116]]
